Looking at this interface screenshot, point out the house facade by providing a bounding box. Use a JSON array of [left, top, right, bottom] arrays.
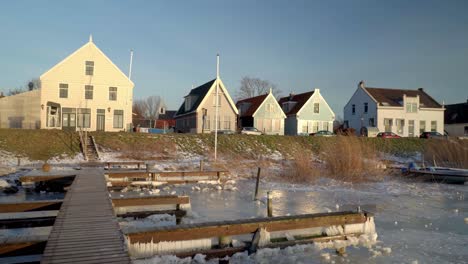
[[344, 81, 445, 136], [174, 78, 238, 133], [236, 89, 286, 135], [0, 36, 134, 132], [278, 89, 335, 135], [444, 100, 468, 137]]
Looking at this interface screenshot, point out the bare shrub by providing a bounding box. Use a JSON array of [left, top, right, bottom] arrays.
[[319, 136, 383, 182], [424, 139, 468, 168], [279, 153, 321, 183]]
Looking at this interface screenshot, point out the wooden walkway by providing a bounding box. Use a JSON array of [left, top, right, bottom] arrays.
[[41, 169, 130, 264]]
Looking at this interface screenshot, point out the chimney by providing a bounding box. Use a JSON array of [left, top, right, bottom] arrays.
[[418, 88, 424, 92], [314, 88, 320, 93], [289, 93, 294, 100]]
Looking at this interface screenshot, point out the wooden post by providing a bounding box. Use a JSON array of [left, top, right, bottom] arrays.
[[17, 157, 21, 166], [254, 167, 261, 200], [200, 160, 204, 171], [336, 247, 346, 256], [267, 191, 273, 217]]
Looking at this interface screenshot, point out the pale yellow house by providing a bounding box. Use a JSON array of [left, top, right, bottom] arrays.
[[174, 77, 238, 133], [0, 36, 134, 132]]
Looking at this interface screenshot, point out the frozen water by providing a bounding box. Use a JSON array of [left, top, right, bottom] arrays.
[[131, 177, 468, 263]]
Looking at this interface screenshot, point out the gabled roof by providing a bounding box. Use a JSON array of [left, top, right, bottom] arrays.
[[278, 91, 315, 115], [159, 111, 177, 120], [40, 38, 134, 87], [175, 79, 216, 116], [236, 94, 268, 117], [363, 87, 442, 108], [444, 102, 468, 124]]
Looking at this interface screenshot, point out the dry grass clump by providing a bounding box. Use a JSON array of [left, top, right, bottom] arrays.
[[118, 136, 177, 160], [319, 136, 383, 182], [424, 139, 468, 168], [279, 153, 321, 183]]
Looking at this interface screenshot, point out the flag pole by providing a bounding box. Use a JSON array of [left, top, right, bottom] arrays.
[[214, 54, 220, 161]]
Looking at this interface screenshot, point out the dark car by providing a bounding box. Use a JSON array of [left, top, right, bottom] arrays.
[[419, 131, 447, 139], [377, 132, 401, 138], [310, 130, 336, 137]]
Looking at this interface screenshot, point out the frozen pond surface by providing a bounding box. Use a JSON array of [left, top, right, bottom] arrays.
[[129, 177, 467, 264]]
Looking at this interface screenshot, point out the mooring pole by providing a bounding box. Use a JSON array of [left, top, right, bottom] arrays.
[[200, 160, 204, 172], [17, 156, 21, 166], [254, 167, 261, 200], [267, 191, 273, 217]]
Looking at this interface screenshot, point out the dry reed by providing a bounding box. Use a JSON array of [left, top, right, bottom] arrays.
[[423, 139, 468, 168], [319, 136, 383, 182]]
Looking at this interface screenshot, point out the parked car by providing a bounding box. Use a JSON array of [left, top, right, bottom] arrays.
[[215, 130, 235, 135], [376, 132, 401, 138], [241, 127, 263, 135], [419, 131, 447, 139], [310, 130, 336, 137]]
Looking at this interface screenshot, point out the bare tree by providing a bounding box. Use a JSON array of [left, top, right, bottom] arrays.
[[143, 96, 163, 124], [237, 76, 282, 100], [8, 88, 24, 96]]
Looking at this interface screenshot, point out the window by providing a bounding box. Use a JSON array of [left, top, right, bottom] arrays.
[[408, 120, 415, 137], [313, 121, 319, 133], [109, 87, 117, 101], [364, 103, 368, 113], [352, 104, 355, 115], [396, 119, 405, 134], [420, 121, 426, 134], [204, 115, 210, 130], [369, 118, 375, 127], [59, 83, 68, 98], [431, 121, 437, 132], [302, 123, 308, 133], [85, 85, 93, 100], [406, 103, 417, 113], [266, 103, 274, 113], [314, 103, 319, 113], [85, 61, 94, 75], [113, 110, 124, 128], [77, 108, 91, 128], [224, 115, 230, 130], [213, 93, 221, 106], [384, 118, 393, 132]]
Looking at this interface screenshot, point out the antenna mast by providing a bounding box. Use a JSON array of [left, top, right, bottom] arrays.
[[128, 49, 134, 80]]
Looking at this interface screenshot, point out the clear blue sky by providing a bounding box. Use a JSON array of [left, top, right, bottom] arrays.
[[1, 0, 467, 116]]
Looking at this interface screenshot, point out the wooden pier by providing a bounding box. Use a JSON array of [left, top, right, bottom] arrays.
[[40, 169, 130, 264]]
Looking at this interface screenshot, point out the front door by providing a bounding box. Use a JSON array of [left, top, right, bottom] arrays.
[[62, 108, 76, 131], [96, 109, 105, 131], [62, 113, 76, 131]]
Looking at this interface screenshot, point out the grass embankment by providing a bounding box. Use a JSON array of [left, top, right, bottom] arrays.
[[0, 129, 80, 161]]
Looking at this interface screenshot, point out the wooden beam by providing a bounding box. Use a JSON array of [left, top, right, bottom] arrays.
[[0, 200, 63, 213], [19, 175, 75, 183], [106, 172, 151, 179], [112, 195, 190, 208], [0, 241, 47, 257], [126, 211, 369, 244]]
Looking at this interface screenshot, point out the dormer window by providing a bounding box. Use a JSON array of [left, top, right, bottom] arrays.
[[406, 103, 417, 113], [185, 97, 192, 111], [282, 101, 297, 113]]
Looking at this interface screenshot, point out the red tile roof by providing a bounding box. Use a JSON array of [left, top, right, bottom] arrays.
[[278, 91, 315, 115], [236, 94, 268, 117], [364, 87, 442, 108]]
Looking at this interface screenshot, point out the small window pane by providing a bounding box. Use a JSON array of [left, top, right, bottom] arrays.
[[109, 87, 117, 101], [59, 83, 68, 98], [85, 61, 94, 75]]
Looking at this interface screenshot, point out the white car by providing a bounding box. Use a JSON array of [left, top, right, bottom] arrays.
[[241, 127, 263, 135]]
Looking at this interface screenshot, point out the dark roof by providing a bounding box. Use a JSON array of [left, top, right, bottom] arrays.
[[175, 79, 216, 116], [158, 110, 177, 120], [364, 87, 442, 108], [444, 102, 468, 124], [236, 94, 268, 117], [278, 91, 315, 115]]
